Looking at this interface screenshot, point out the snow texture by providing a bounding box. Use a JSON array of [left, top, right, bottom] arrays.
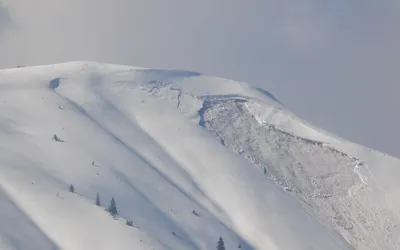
[[0, 61, 393, 250]]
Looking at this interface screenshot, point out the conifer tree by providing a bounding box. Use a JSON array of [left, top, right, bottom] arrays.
[[217, 237, 225, 250], [96, 192, 101, 206], [107, 197, 118, 216], [69, 184, 75, 193]]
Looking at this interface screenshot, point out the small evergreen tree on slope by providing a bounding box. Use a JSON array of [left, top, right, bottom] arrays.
[[107, 197, 118, 216], [96, 192, 101, 206], [217, 237, 225, 250]]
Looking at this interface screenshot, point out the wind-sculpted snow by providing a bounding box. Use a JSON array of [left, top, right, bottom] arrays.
[[0, 61, 377, 250]]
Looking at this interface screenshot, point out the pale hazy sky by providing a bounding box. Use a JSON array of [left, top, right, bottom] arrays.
[[0, 1, 399, 157]]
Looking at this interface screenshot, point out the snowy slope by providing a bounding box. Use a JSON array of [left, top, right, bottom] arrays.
[[166, 76, 400, 249], [0, 62, 353, 250]]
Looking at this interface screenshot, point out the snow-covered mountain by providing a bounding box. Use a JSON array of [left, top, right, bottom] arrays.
[[0, 62, 397, 250]]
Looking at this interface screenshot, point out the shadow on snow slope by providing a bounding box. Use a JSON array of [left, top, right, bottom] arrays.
[[49, 76, 254, 250], [0, 186, 60, 250]]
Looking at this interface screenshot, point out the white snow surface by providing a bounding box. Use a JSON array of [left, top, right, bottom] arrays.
[[0, 61, 395, 250]]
